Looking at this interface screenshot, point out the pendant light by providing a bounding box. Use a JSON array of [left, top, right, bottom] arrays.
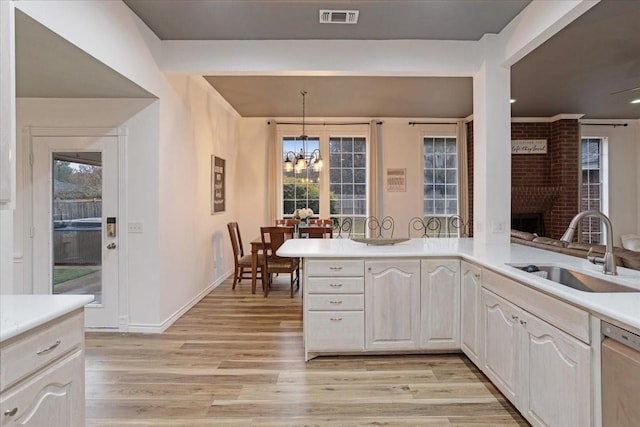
[[283, 91, 323, 172]]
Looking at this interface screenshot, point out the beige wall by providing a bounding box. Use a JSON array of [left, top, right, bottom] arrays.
[[10, 0, 242, 330], [237, 117, 461, 238], [237, 118, 640, 243]]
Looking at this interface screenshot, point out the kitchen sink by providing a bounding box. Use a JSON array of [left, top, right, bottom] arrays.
[[512, 264, 639, 293]]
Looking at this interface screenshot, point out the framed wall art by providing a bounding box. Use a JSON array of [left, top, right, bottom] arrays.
[[211, 156, 225, 214]]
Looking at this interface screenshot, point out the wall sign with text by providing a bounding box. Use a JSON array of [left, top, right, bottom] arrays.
[[386, 168, 406, 192], [212, 156, 225, 214], [512, 139, 547, 154]]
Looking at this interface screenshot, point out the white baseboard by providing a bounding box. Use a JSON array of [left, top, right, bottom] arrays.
[[125, 270, 231, 334]]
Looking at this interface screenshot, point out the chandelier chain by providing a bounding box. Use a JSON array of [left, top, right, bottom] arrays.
[[301, 90, 307, 140]]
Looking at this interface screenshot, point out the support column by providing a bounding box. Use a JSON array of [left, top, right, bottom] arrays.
[[472, 35, 511, 244]]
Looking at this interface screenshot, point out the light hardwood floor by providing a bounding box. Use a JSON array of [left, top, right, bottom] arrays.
[[85, 276, 529, 426]]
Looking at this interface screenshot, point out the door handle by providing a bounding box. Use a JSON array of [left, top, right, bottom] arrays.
[[107, 243, 117, 250]]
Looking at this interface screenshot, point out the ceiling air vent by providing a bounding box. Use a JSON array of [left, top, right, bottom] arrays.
[[319, 9, 359, 24]]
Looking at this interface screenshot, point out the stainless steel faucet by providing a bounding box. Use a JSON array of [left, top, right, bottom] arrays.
[[560, 210, 617, 275]]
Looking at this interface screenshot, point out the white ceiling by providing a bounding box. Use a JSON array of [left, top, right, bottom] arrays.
[[15, 1, 640, 119]]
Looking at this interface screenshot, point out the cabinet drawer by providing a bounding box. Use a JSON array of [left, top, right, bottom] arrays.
[[1, 311, 84, 392], [306, 259, 364, 277], [306, 311, 364, 351], [306, 277, 364, 294], [307, 294, 364, 311]]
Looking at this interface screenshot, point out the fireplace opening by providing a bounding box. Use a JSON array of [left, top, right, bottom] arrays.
[[511, 213, 545, 236]]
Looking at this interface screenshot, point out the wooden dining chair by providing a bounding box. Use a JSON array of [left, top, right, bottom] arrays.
[[227, 222, 262, 290], [276, 219, 301, 226], [260, 226, 300, 297], [308, 218, 333, 226], [299, 224, 333, 238], [305, 218, 334, 238]]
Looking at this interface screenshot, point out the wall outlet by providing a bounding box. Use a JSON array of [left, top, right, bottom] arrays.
[[128, 222, 144, 233]]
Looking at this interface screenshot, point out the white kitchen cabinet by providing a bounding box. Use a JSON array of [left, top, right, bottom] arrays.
[[519, 311, 591, 427], [0, 309, 87, 427], [0, 350, 84, 427], [482, 288, 592, 427], [482, 288, 520, 403], [304, 259, 365, 360], [365, 259, 421, 351], [420, 259, 460, 350], [460, 261, 482, 366]]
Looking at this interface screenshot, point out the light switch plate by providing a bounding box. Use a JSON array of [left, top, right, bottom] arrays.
[[128, 222, 143, 233], [491, 221, 505, 233]]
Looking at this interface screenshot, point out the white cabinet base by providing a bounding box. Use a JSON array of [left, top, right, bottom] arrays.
[[0, 350, 84, 427], [0, 309, 86, 427]]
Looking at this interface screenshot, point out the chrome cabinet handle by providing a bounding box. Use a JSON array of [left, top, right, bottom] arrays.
[[36, 340, 61, 355], [474, 273, 481, 279], [329, 300, 343, 305], [329, 283, 343, 288], [329, 266, 343, 271], [511, 315, 518, 321], [520, 320, 527, 326], [330, 317, 343, 321], [107, 243, 117, 249], [4, 408, 17, 417]]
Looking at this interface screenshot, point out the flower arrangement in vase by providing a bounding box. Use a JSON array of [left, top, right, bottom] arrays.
[[293, 207, 314, 224]]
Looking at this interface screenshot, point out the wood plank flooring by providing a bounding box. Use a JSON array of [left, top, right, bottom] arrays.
[[85, 276, 529, 426]]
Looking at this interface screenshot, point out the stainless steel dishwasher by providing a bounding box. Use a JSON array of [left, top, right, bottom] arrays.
[[601, 321, 640, 427]]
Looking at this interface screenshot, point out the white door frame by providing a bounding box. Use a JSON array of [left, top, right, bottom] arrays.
[[26, 126, 128, 331]]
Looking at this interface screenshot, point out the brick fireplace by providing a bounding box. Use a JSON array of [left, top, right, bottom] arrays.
[[511, 120, 580, 239], [465, 119, 580, 239], [512, 186, 561, 235]]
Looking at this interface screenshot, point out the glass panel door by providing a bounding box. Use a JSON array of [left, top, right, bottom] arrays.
[[32, 134, 119, 328], [52, 152, 103, 303]]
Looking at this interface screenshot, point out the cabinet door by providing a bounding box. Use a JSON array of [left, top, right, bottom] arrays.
[[365, 260, 421, 350], [460, 261, 482, 366], [482, 289, 520, 405], [519, 312, 591, 427], [0, 350, 84, 427], [420, 259, 460, 350]]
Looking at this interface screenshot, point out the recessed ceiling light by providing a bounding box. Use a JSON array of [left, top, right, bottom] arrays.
[[510, 99, 516, 104], [631, 98, 640, 104]]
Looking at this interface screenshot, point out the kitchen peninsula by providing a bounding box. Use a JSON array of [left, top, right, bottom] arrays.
[[0, 294, 93, 426], [278, 237, 640, 427]]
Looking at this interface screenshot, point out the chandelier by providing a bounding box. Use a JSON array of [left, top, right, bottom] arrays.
[[283, 91, 323, 173]]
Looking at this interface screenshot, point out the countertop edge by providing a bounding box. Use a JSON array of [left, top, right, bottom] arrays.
[[1, 295, 94, 343], [279, 238, 640, 334]]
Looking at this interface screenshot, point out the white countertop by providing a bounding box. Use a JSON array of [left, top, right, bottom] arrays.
[[0, 294, 94, 342], [278, 238, 640, 333]]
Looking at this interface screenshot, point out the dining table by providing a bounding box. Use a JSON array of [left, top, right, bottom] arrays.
[[250, 225, 332, 294]]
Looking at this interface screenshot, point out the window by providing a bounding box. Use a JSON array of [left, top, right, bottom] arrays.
[[329, 137, 367, 237], [581, 137, 604, 244], [282, 137, 320, 216], [423, 136, 459, 236], [279, 127, 369, 237]]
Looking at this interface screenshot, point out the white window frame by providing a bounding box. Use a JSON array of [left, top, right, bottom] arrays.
[[276, 124, 370, 222], [580, 135, 609, 244], [421, 126, 461, 236]]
